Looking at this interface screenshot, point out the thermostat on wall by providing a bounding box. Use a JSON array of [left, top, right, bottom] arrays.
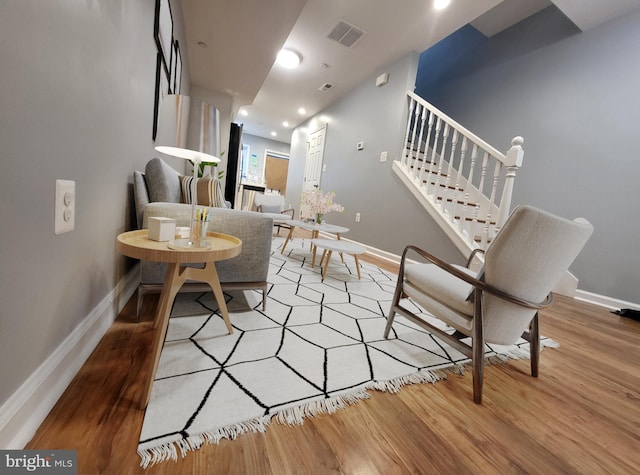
[[376, 72, 389, 87]]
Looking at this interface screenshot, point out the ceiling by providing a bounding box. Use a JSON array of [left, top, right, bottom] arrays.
[[182, 0, 640, 144]]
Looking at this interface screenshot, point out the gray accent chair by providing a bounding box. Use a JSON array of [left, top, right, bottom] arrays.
[[133, 158, 273, 317], [384, 205, 593, 403]]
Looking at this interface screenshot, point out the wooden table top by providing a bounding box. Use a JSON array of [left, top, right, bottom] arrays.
[[311, 238, 366, 254], [116, 229, 242, 263]]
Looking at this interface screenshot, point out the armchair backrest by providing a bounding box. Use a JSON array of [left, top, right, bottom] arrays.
[[254, 193, 285, 213], [482, 205, 593, 344]]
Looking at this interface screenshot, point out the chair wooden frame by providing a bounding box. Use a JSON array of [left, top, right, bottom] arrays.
[[255, 195, 295, 236], [384, 245, 553, 404]]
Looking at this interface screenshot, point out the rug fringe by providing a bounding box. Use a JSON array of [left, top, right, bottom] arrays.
[[138, 415, 271, 469]]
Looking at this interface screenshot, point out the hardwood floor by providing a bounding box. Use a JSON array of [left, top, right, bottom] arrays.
[[26, 250, 640, 474]]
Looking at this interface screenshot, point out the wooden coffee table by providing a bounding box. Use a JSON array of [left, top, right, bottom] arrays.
[[117, 229, 242, 407], [311, 238, 366, 281], [280, 219, 350, 255]]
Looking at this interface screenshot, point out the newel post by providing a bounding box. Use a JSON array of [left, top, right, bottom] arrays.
[[496, 136, 524, 230]]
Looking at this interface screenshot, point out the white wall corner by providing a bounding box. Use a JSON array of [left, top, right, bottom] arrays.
[[552, 270, 579, 297], [0, 265, 140, 449]]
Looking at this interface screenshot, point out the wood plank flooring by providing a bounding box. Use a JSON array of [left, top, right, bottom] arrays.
[[26, 250, 640, 474]]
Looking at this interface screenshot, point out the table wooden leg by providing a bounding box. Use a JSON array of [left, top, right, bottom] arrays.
[[311, 244, 317, 268], [183, 263, 234, 334], [144, 263, 186, 408], [353, 254, 362, 279], [281, 225, 296, 254], [322, 250, 333, 281], [143, 261, 234, 408], [336, 233, 344, 263], [319, 249, 327, 266]]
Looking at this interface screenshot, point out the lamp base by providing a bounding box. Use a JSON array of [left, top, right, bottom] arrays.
[[168, 238, 211, 250]]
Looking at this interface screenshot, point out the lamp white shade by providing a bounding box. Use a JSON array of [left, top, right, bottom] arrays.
[[154, 145, 221, 164]]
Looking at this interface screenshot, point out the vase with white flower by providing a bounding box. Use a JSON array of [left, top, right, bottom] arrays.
[[301, 190, 344, 225]]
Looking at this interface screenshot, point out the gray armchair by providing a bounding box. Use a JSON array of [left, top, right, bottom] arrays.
[[384, 205, 593, 403], [253, 192, 294, 235]]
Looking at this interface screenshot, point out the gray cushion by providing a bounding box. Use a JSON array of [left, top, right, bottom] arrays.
[[144, 157, 181, 203], [260, 204, 282, 214], [405, 263, 476, 316], [133, 171, 149, 229]]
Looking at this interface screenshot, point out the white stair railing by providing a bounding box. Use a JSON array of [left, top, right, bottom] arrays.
[[394, 90, 524, 256]]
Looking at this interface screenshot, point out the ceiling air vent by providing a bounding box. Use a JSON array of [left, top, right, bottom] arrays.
[[327, 20, 365, 48], [318, 83, 334, 92]]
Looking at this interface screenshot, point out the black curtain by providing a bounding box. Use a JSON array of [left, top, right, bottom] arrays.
[[225, 123, 243, 207]]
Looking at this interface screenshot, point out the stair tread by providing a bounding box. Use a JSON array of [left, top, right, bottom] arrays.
[[454, 215, 497, 225], [409, 165, 448, 177], [406, 156, 437, 166], [436, 196, 475, 206]]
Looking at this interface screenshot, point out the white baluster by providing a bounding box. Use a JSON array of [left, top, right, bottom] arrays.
[[419, 112, 435, 190], [415, 106, 428, 181], [435, 123, 449, 210], [455, 136, 468, 233], [408, 103, 420, 177], [402, 98, 415, 169], [425, 116, 442, 197], [481, 159, 502, 248], [445, 129, 459, 217], [496, 136, 524, 231]]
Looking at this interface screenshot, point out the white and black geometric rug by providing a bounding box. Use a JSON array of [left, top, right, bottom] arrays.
[[138, 236, 556, 467]]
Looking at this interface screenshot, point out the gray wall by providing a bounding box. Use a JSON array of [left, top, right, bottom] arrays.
[[0, 0, 190, 406], [288, 52, 464, 262], [418, 6, 640, 304]]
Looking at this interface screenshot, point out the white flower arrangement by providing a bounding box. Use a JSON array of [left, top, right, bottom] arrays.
[[301, 190, 344, 224]]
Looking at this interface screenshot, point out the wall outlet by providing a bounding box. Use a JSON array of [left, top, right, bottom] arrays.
[[55, 179, 75, 235], [356, 141, 365, 151], [380, 151, 388, 162], [355, 212, 361, 223]]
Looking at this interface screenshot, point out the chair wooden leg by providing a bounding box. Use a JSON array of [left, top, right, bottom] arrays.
[[384, 273, 406, 339], [472, 288, 484, 404], [530, 312, 540, 378], [384, 314, 395, 338]]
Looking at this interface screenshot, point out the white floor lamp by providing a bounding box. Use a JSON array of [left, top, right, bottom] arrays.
[[154, 145, 221, 249]]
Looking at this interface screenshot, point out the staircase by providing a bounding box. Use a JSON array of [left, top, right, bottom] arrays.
[[394, 90, 524, 260]]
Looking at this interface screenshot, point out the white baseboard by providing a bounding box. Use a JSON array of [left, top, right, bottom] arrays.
[[0, 265, 140, 449], [575, 289, 640, 311]]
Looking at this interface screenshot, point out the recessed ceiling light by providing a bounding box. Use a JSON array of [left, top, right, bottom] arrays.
[[271, 131, 277, 137], [282, 121, 289, 127], [276, 48, 302, 69], [239, 109, 248, 116], [434, 0, 451, 10], [298, 107, 306, 115]]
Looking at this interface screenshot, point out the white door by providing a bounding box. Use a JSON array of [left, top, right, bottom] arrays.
[[301, 125, 327, 218], [303, 125, 326, 192]]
